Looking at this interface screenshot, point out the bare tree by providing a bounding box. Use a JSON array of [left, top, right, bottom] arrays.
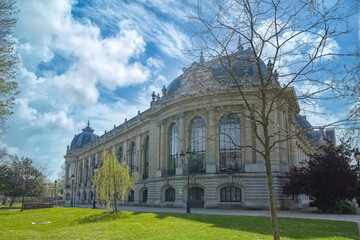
[[189, 0, 356, 239]]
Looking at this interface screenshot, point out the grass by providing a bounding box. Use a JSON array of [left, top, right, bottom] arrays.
[[0, 202, 22, 209], [0, 207, 358, 240]]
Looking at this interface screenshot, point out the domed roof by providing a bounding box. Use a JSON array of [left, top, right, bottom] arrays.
[[167, 76, 181, 94], [166, 48, 269, 94], [70, 121, 97, 150]]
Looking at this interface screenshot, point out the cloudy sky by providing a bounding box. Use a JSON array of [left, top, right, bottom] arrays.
[[3, 0, 358, 180]]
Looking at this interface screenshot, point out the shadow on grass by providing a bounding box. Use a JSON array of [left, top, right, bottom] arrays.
[[72, 209, 358, 239], [151, 212, 358, 240], [76, 211, 133, 224], [0, 211, 13, 216]]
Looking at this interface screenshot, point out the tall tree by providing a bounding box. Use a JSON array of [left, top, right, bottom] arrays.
[[0, 0, 19, 133], [93, 148, 134, 211], [284, 143, 357, 212], [0, 155, 45, 211], [190, 1, 355, 239]]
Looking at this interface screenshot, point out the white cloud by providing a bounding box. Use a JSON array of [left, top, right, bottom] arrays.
[[37, 111, 75, 131], [15, 0, 151, 106], [80, 1, 192, 60]]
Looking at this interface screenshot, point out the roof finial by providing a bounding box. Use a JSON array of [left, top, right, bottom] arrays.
[[87, 119, 90, 127], [238, 36, 244, 52], [199, 49, 204, 63]]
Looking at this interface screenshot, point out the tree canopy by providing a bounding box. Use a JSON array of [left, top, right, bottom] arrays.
[[0, 155, 45, 211], [93, 148, 134, 211], [284, 143, 357, 212], [0, 0, 19, 133]]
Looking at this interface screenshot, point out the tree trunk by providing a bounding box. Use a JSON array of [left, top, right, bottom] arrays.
[[264, 154, 280, 240], [9, 198, 14, 207], [20, 195, 25, 212], [114, 193, 118, 211], [2, 197, 6, 205]]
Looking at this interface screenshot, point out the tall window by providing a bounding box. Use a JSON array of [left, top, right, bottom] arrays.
[[82, 191, 87, 201], [165, 187, 175, 202], [142, 189, 148, 203], [66, 164, 70, 186], [143, 137, 149, 180], [220, 186, 241, 202], [79, 163, 83, 186], [168, 123, 178, 176], [128, 190, 134, 202], [130, 142, 136, 174], [190, 117, 206, 173], [219, 114, 241, 172], [85, 163, 88, 186], [117, 146, 123, 163], [91, 157, 95, 175]]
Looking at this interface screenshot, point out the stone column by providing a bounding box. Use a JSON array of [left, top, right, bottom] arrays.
[[156, 122, 165, 177], [176, 114, 185, 175], [206, 110, 217, 173]]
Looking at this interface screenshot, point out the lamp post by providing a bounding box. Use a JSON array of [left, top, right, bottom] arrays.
[[180, 149, 196, 214], [70, 174, 75, 207], [355, 148, 360, 174], [355, 148, 360, 207], [92, 164, 99, 209], [54, 180, 57, 204]]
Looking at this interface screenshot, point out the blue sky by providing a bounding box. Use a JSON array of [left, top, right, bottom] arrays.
[[3, 0, 359, 180]]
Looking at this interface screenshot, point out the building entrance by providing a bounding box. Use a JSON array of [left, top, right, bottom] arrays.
[[189, 187, 204, 208]]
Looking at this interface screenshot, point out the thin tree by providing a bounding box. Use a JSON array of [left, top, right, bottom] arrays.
[[189, 1, 356, 239], [0, 0, 19, 133], [93, 148, 134, 211]]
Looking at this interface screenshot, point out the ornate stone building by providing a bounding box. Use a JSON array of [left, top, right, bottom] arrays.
[[63, 47, 316, 209]]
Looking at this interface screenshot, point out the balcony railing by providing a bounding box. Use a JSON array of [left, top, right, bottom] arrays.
[[218, 162, 244, 173], [162, 168, 176, 177], [142, 174, 148, 180], [184, 158, 206, 174]]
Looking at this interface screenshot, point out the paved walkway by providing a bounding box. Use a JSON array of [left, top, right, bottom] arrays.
[[76, 204, 360, 224]]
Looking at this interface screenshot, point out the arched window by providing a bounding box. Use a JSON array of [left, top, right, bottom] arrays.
[[130, 142, 136, 174], [128, 190, 134, 202], [168, 123, 178, 176], [90, 191, 93, 200], [142, 189, 148, 203], [165, 187, 175, 202], [66, 192, 70, 200], [219, 114, 242, 172], [117, 146, 123, 163], [143, 137, 149, 180], [83, 191, 87, 201], [190, 117, 206, 173], [220, 186, 241, 202]]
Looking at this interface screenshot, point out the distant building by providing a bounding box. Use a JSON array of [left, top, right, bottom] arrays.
[[63, 47, 329, 209], [296, 115, 336, 146]]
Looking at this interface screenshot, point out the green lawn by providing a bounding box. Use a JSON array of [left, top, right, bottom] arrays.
[[1, 202, 22, 209], [0, 207, 358, 240]]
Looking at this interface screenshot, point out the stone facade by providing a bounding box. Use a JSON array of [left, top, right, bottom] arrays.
[[63, 49, 314, 209]]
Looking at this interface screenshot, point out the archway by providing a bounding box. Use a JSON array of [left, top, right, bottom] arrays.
[[189, 187, 204, 208]]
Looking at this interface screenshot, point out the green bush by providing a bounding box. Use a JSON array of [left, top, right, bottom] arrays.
[[325, 200, 356, 214]]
